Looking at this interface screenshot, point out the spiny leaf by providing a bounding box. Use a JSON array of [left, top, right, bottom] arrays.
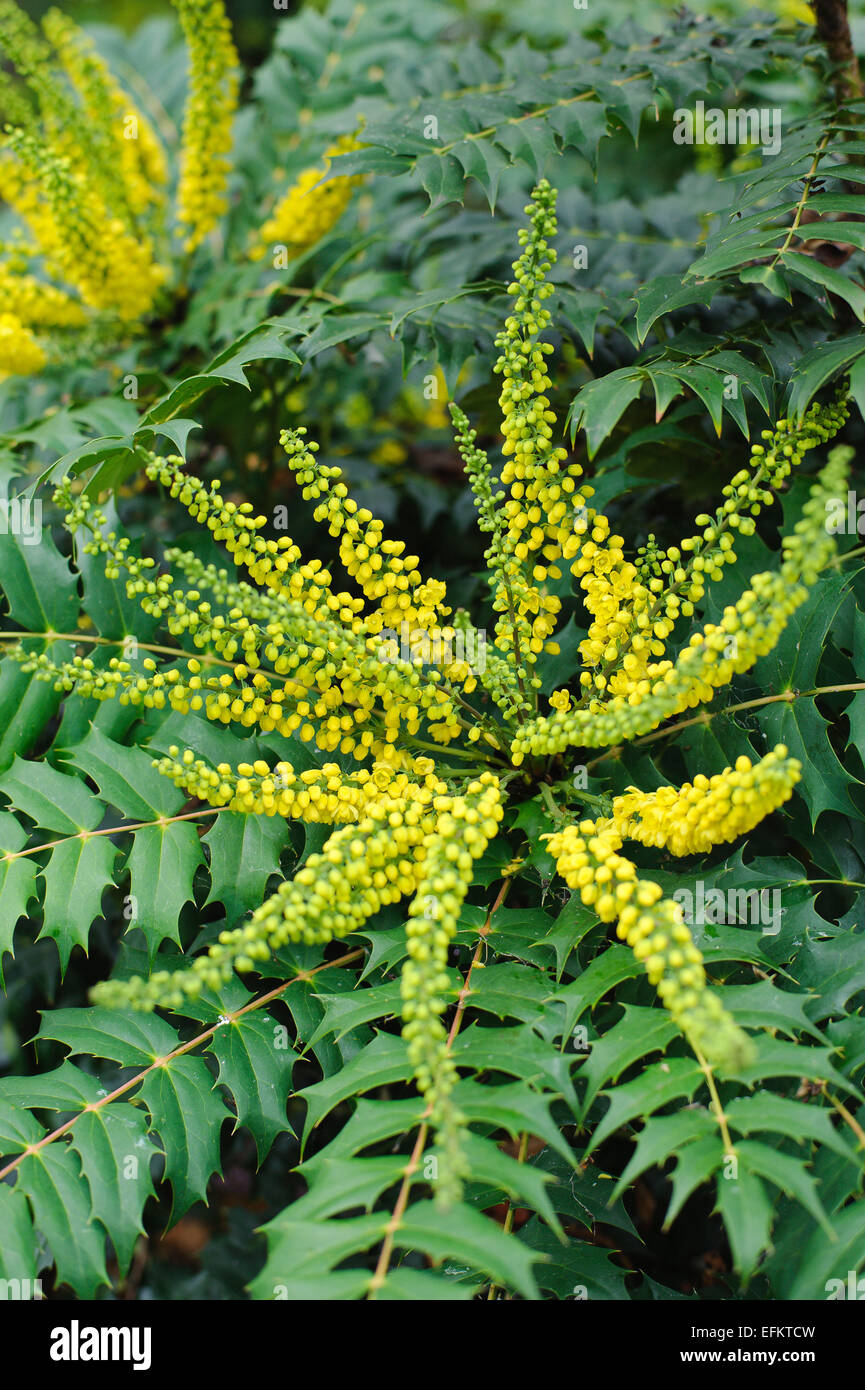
[[17, 1145, 109, 1298], [138, 1056, 228, 1221]]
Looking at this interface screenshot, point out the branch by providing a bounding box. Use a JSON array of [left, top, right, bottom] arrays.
[[812, 0, 864, 109]]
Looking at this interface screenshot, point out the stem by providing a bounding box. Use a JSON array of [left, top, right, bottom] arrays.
[[821, 1085, 865, 1149], [812, 0, 865, 111], [694, 1045, 735, 1159], [367, 876, 512, 1299], [585, 682, 865, 771], [486, 1130, 529, 1300], [1, 807, 220, 865]]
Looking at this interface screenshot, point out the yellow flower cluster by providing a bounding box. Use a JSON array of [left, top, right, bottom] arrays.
[[93, 773, 500, 1005], [53, 466, 464, 764], [13, 184, 857, 1198], [610, 746, 800, 856], [0, 311, 46, 378], [42, 7, 168, 219], [0, 0, 245, 372], [2, 128, 166, 322], [575, 400, 849, 700], [512, 445, 853, 761], [282, 429, 451, 639], [402, 774, 503, 1195], [254, 134, 364, 260], [547, 819, 755, 1070], [488, 182, 588, 680], [0, 266, 88, 329], [0, 3, 168, 326], [155, 746, 444, 822], [174, 0, 239, 250]]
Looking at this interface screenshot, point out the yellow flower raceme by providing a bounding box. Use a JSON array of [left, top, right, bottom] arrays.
[[512, 445, 853, 762], [402, 775, 503, 1195], [174, 0, 239, 251], [42, 7, 168, 219], [0, 311, 45, 378], [155, 747, 447, 822], [487, 182, 594, 681], [1, 130, 165, 318], [282, 428, 458, 654], [547, 818, 755, 1070], [610, 746, 800, 856], [53, 476, 462, 764], [575, 400, 849, 701], [254, 134, 364, 260], [0, 265, 87, 328]]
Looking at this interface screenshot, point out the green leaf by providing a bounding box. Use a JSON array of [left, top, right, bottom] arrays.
[[727, 1036, 857, 1096], [0, 1183, 37, 1285], [0, 654, 65, 772], [206, 1005, 294, 1162], [125, 821, 205, 957], [715, 1167, 773, 1280], [782, 251, 865, 321], [453, 1079, 574, 1163], [452, 1022, 577, 1100], [36, 1006, 180, 1067], [786, 335, 865, 422], [250, 1212, 386, 1300], [61, 727, 182, 820], [567, 369, 644, 457], [666, 1136, 727, 1228], [39, 834, 116, 974], [202, 811, 290, 928], [305, 979, 403, 1050], [552, 946, 643, 1039], [0, 754, 100, 833], [398, 1199, 540, 1299], [71, 1104, 157, 1273], [588, 1060, 705, 1154], [301, 1031, 411, 1145], [17, 1145, 109, 1297], [519, 1217, 629, 1300], [468, 961, 552, 1024], [0, 811, 39, 982], [577, 1005, 679, 1116], [633, 275, 715, 343], [458, 1132, 563, 1233], [376, 1268, 476, 1300], [732, 1140, 833, 1237], [787, 1201, 865, 1299], [140, 319, 301, 430], [724, 1093, 857, 1164], [0, 527, 78, 632], [758, 698, 861, 826], [138, 1056, 228, 1220], [614, 1109, 717, 1197]]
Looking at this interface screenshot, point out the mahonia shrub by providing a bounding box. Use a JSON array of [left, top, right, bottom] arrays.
[[0, 0, 240, 376], [1, 170, 863, 1301]]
